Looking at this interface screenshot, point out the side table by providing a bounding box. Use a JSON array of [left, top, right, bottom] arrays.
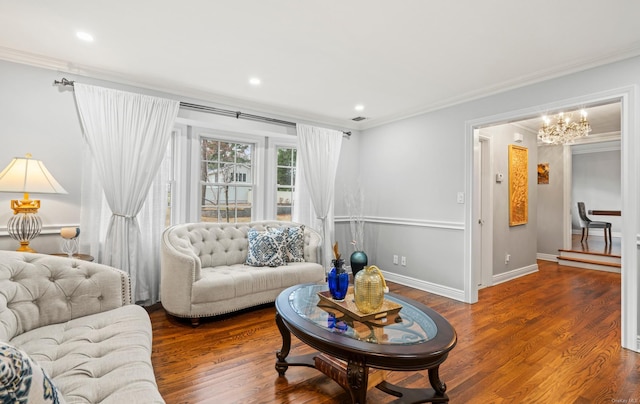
[[50, 253, 95, 262]]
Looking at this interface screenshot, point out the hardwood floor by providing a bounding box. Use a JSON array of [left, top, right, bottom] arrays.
[[149, 261, 639, 403], [570, 233, 621, 256]]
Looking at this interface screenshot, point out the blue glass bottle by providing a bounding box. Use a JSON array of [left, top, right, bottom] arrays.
[[327, 258, 348, 301]]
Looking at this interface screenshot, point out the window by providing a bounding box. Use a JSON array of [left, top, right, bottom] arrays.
[[200, 138, 254, 223], [277, 146, 296, 221], [169, 124, 294, 224]]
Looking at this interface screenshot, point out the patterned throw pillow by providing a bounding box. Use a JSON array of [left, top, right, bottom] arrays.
[[267, 225, 306, 263], [245, 227, 287, 267], [0, 342, 65, 404], [285, 225, 306, 262]]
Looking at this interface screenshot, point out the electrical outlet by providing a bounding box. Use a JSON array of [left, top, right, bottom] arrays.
[[401, 256, 407, 266], [393, 255, 398, 265], [505, 253, 511, 264]]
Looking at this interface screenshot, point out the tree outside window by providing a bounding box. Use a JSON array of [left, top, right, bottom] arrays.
[[200, 138, 253, 223]]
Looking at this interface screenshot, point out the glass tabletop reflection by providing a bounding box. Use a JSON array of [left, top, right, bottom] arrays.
[[287, 284, 438, 345]]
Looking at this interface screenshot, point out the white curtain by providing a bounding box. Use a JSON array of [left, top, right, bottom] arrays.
[[74, 83, 179, 304], [293, 124, 343, 270]]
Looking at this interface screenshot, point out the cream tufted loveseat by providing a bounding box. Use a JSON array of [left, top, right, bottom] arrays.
[[161, 221, 324, 325], [0, 251, 164, 403]]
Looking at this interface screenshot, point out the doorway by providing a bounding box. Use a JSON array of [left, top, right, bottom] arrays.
[[466, 89, 638, 352]]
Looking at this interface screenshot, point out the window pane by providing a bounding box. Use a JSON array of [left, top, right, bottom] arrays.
[[201, 185, 221, 221], [277, 189, 293, 221], [277, 167, 292, 186], [200, 137, 254, 223], [277, 146, 296, 221]]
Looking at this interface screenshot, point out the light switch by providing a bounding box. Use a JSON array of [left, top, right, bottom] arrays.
[[457, 192, 465, 204]]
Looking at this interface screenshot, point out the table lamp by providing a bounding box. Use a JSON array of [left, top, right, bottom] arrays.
[[0, 154, 68, 252]]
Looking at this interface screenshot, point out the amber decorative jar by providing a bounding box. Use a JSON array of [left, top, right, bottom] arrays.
[[354, 265, 387, 314]]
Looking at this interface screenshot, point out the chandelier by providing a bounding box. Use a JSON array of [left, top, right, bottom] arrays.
[[538, 110, 591, 145]]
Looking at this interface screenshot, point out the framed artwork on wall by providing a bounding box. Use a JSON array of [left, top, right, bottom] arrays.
[[538, 163, 549, 184], [509, 145, 528, 226]]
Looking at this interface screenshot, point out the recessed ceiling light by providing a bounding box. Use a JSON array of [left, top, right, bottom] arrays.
[[76, 31, 94, 42], [249, 77, 261, 86], [355, 104, 365, 111]]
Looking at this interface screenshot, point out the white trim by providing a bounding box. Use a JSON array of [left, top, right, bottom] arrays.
[[571, 140, 621, 155], [357, 50, 640, 130], [334, 215, 464, 231], [381, 270, 465, 302], [536, 253, 558, 262], [0, 224, 80, 237], [492, 264, 539, 286], [0, 47, 357, 132], [563, 145, 573, 250], [4, 46, 640, 132], [620, 85, 639, 352]]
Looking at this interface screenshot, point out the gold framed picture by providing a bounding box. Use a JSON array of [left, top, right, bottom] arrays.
[[509, 145, 528, 226], [538, 163, 549, 184]]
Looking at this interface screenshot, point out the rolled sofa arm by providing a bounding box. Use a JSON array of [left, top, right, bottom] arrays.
[[0, 251, 131, 342], [160, 225, 202, 317], [303, 227, 322, 264]]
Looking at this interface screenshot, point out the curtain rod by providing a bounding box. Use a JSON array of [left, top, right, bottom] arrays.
[[53, 78, 351, 137]]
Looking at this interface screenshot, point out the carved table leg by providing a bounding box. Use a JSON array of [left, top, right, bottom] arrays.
[[428, 366, 447, 397], [375, 364, 450, 403], [346, 358, 369, 404], [275, 312, 291, 376]]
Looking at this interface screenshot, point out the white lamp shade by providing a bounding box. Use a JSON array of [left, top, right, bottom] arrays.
[[0, 156, 67, 194]]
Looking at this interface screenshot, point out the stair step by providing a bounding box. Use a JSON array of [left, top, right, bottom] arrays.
[[557, 256, 621, 268], [558, 249, 621, 259]]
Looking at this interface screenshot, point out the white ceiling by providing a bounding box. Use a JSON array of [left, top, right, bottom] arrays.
[[1, 1, 640, 130]]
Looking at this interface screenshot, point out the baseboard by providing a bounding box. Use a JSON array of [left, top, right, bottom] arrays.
[[492, 264, 539, 286], [381, 270, 465, 302], [537, 253, 558, 262]]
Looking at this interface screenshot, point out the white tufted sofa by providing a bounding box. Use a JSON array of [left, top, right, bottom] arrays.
[[161, 221, 324, 325], [0, 251, 164, 403]]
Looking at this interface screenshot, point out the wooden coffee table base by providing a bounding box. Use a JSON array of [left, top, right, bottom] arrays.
[[275, 313, 450, 404]]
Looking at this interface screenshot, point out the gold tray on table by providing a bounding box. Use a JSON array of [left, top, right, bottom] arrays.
[[317, 286, 402, 322]]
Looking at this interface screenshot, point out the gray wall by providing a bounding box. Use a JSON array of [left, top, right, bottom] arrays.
[[571, 145, 622, 234], [0, 61, 84, 253], [537, 145, 566, 255], [485, 124, 538, 275]]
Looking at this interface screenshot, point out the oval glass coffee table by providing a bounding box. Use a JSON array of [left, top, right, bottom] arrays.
[[275, 283, 457, 403]]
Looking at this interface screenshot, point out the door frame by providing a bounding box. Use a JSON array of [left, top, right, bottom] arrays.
[[473, 131, 494, 289], [464, 86, 638, 352]]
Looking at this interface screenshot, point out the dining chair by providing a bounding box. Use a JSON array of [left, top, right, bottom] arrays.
[[577, 202, 612, 244]]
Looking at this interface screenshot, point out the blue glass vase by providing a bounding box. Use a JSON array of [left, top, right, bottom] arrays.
[[327, 259, 348, 301]]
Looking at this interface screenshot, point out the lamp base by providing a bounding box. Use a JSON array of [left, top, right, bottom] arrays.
[[7, 211, 42, 253], [16, 241, 36, 253]]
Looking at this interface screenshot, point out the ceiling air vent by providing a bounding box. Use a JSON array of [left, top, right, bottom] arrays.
[[352, 116, 367, 122]]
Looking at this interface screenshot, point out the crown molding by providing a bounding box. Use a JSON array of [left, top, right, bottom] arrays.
[[3, 45, 640, 132], [0, 46, 360, 132], [357, 46, 640, 130], [571, 137, 621, 154]]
